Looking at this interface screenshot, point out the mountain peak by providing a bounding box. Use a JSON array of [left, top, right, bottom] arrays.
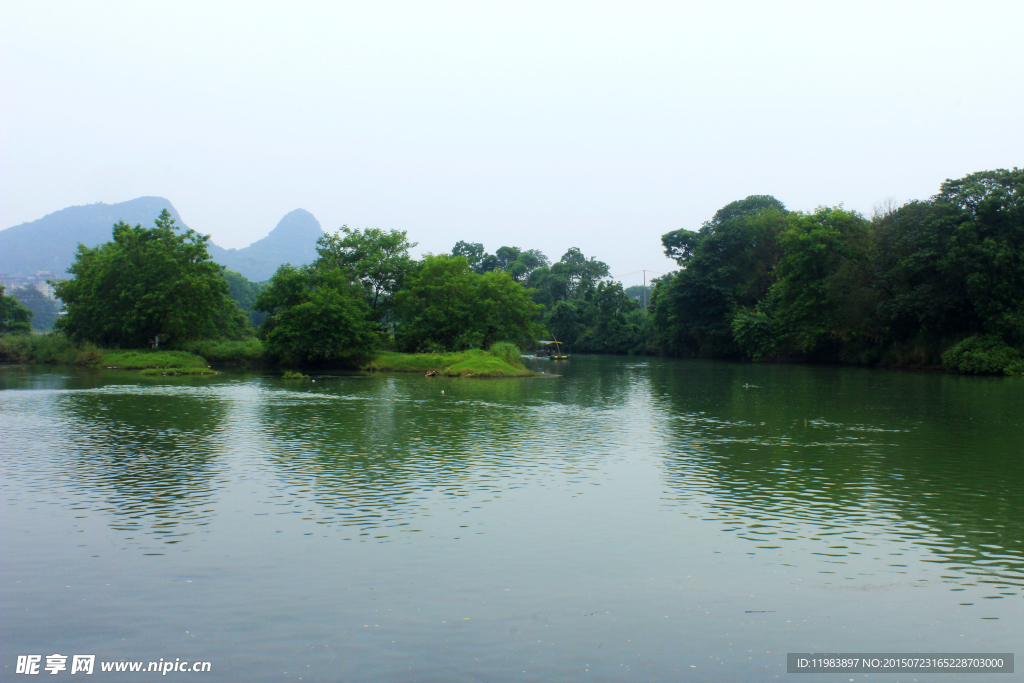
[[0, 197, 185, 275], [206, 209, 325, 281], [0, 199, 326, 282]]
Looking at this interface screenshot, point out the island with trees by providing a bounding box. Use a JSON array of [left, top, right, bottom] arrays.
[[0, 168, 1021, 378]]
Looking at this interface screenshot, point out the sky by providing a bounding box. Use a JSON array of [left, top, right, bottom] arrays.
[[2, 1, 1022, 289]]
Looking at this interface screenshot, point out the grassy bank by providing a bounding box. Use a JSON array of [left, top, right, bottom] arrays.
[[101, 350, 217, 375], [1, 333, 535, 377], [0, 334, 217, 375], [362, 349, 534, 377], [175, 339, 265, 366]]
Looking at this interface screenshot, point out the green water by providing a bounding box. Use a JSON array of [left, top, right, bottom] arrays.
[[1, 357, 1021, 681]]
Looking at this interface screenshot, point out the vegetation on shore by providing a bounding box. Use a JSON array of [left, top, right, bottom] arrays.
[[0, 334, 532, 377], [0, 336, 217, 374], [362, 347, 533, 377], [651, 168, 1024, 376], [2, 168, 1021, 378]]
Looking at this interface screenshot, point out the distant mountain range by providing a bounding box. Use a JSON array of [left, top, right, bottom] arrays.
[[0, 197, 325, 282]]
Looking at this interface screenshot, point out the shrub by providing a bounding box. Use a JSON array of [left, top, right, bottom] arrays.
[[282, 370, 309, 379], [488, 341, 523, 367], [731, 308, 777, 361], [0, 333, 98, 365], [941, 335, 1023, 375], [177, 339, 265, 365]]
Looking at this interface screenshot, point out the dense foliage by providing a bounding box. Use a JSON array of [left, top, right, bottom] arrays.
[[16, 168, 1018, 375], [447, 242, 652, 354], [394, 255, 541, 351], [53, 210, 252, 347], [316, 226, 417, 322], [222, 269, 266, 329], [254, 264, 379, 362], [0, 284, 33, 335], [651, 168, 1024, 374]]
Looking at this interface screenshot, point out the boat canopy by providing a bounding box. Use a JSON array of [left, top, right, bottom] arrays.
[[537, 340, 562, 346]]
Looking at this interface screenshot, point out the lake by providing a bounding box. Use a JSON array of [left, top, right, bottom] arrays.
[[1, 356, 1021, 681]]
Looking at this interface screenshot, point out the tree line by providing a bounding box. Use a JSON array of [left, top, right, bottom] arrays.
[[1, 209, 644, 363], [650, 168, 1023, 375], [2, 167, 1019, 375]]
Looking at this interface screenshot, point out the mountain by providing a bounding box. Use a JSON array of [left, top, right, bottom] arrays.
[[0, 199, 326, 282], [0, 197, 185, 276], [207, 209, 324, 281]]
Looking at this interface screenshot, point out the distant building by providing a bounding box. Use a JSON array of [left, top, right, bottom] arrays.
[[0, 271, 66, 299]]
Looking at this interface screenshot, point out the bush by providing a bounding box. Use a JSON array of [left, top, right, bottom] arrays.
[[488, 341, 523, 367], [731, 308, 777, 361], [177, 339, 265, 365], [942, 335, 1024, 375], [282, 370, 309, 380], [0, 333, 101, 365]]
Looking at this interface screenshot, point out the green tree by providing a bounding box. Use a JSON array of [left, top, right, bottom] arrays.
[[52, 210, 250, 347], [546, 300, 582, 346], [652, 196, 788, 356], [222, 269, 267, 329], [769, 206, 875, 356], [551, 247, 610, 298], [394, 255, 541, 351], [474, 270, 543, 347], [939, 168, 1024, 344], [451, 241, 485, 267], [316, 226, 417, 320], [394, 255, 478, 351], [255, 265, 378, 362], [0, 284, 33, 335], [11, 285, 59, 331]]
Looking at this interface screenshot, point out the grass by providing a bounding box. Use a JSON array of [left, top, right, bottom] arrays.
[[362, 349, 533, 377], [282, 370, 309, 379], [99, 349, 210, 370], [176, 338, 265, 366], [138, 367, 218, 376]]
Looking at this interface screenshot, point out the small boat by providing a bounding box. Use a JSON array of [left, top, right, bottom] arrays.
[[534, 340, 569, 360]]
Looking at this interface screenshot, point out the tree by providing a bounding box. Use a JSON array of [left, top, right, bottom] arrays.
[[474, 270, 543, 347], [52, 210, 251, 347], [393, 254, 541, 351], [316, 226, 417, 320], [451, 241, 485, 267], [255, 265, 378, 362], [0, 284, 33, 335], [222, 269, 266, 329], [394, 255, 478, 351], [11, 285, 59, 331], [551, 247, 610, 298], [652, 196, 788, 356], [938, 168, 1024, 344], [769, 206, 874, 355]]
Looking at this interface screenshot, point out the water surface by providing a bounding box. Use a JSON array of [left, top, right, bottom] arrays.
[[1, 357, 1021, 681]]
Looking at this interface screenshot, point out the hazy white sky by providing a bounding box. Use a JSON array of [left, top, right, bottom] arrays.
[[2, 1, 1021, 286]]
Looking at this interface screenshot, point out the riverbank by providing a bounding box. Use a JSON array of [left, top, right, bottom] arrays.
[[361, 350, 534, 377], [0, 334, 534, 378]]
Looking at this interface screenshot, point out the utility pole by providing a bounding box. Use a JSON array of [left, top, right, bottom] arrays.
[[642, 270, 647, 310]]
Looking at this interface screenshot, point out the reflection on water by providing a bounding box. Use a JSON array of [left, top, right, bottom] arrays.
[[3, 381, 229, 548], [1, 359, 1022, 681], [647, 360, 1024, 599], [2, 361, 1021, 587]]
